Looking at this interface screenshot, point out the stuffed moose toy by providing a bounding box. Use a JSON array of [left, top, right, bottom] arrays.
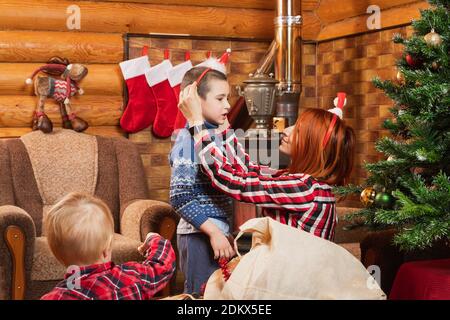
[[25, 57, 89, 133]]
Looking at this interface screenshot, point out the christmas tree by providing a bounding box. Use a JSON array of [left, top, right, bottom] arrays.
[[337, 0, 450, 251]]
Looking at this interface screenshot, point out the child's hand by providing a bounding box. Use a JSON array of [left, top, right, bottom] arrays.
[[209, 231, 235, 260], [226, 234, 235, 246], [137, 232, 159, 255], [178, 82, 203, 127], [199, 220, 235, 259]]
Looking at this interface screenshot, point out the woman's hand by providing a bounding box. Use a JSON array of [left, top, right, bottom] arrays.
[[200, 220, 235, 259], [178, 82, 204, 127]]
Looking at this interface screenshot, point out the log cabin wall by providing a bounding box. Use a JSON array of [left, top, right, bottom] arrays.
[[0, 0, 428, 206], [0, 0, 276, 202], [0, 0, 275, 139]]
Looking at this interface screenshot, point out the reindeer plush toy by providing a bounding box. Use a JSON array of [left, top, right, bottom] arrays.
[[25, 57, 89, 133]]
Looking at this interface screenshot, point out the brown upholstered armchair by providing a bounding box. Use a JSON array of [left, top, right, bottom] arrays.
[[0, 129, 178, 300]]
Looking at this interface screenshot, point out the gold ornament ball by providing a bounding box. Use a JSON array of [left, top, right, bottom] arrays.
[[424, 29, 443, 47], [431, 61, 439, 70], [360, 187, 377, 207], [396, 71, 406, 85]]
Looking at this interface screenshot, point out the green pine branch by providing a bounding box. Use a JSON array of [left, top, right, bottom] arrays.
[[342, 0, 450, 251]]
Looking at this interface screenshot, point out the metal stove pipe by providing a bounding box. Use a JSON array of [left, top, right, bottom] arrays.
[[274, 0, 302, 126]]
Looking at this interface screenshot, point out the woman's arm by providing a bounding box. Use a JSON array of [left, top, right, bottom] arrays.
[[220, 125, 285, 177], [193, 130, 320, 212]]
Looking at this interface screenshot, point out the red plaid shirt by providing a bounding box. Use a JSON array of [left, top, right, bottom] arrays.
[[195, 126, 337, 240], [41, 234, 176, 300]]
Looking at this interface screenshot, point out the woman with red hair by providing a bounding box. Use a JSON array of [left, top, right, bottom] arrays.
[[178, 82, 355, 242]]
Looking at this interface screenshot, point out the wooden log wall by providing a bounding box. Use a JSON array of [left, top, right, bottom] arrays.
[[303, 0, 429, 41], [0, 0, 428, 140], [0, 1, 274, 39], [0, 0, 430, 206], [0, 33, 125, 137], [0, 0, 275, 142]]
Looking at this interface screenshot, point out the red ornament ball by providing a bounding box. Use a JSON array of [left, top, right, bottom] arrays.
[[406, 54, 421, 68]]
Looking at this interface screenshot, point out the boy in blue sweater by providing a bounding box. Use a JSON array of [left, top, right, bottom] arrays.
[[169, 66, 235, 296]]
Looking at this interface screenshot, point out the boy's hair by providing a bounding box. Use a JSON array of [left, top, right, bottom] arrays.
[[180, 67, 227, 99], [289, 108, 356, 186], [45, 192, 114, 266]]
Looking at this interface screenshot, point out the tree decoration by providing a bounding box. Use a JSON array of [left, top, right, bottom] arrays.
[[337, 0, 450, 251], [396, 70, 406, 85], [374, 192, 396, 209], [406, 54, 422, 68], [424, 28, 443, 47], [360, 187, 377, 207], [431, 61, 440, 70]]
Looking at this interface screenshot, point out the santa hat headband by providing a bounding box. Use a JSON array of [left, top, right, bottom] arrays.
[[25, 64, 74, 104], [322, 92, 347, 148], [196, 48, 231, 83]]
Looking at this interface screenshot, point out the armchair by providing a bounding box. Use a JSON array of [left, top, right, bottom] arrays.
[[0, 129, 178, 299]]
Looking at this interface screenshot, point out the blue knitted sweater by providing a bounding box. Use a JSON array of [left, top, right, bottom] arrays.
[[169, 121, 233, 235]]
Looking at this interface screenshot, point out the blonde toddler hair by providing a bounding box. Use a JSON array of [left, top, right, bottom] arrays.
[[45, 192, 114, 266]]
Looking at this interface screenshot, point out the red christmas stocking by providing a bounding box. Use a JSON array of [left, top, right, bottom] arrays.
[[119, 55, 156, 133], [146, 58, 179, 138], [169, 56, 192, 130]]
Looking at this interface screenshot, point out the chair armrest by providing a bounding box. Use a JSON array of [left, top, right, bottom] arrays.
[[0, 205, 36, 299], [120, 200, 179, 242]]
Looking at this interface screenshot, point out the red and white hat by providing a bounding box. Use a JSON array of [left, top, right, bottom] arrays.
[[196, 48, 231, 75], [328, 92, 347, 120], [194, 48, 231, 84], [322, 92, 347, 147]]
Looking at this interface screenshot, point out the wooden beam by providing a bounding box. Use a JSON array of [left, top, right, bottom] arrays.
[[302, 11, 322, 41], [302, 0, 321, 11], [0, 0, 274, 40], [0, 31, 123, 64], [316, 0, 422, 24], [86, 0, 275, 10], [0, 95, 122, 127], [0, 63, 123, 96], [316, 1, 430, 41]]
